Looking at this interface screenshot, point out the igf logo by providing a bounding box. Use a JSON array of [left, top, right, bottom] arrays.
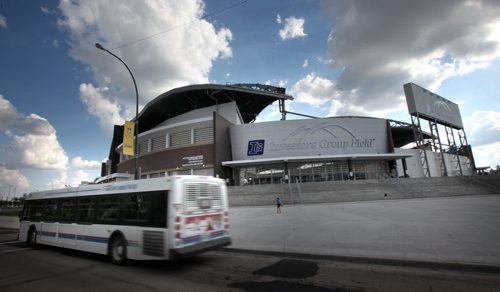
[[247, 140, 265, 156]]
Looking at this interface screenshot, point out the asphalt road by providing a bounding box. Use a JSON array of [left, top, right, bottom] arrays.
[[1, 228, 500, 292]]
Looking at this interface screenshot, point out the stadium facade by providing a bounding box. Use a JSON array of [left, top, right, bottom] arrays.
[[100, 83, 474, 185]]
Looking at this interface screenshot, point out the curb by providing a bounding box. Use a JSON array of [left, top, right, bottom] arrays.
[[222, 247, 500, 274]]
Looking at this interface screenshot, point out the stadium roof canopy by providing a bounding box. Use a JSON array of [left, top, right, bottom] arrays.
[[137, 84, 293, 133]]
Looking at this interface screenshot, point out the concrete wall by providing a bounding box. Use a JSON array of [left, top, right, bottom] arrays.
[[395, 148, 472, 178]]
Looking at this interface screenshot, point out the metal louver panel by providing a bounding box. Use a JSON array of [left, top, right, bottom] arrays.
[[170, 130, 191, 148], [143, 230, 164, 257], [151, 135, 166, 151], [194, 127, 213, 144], [139, 141, 149, 154]]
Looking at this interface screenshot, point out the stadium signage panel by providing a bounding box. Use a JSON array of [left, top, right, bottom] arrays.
[[269, 138, 376, 152], [247, 140, 265, 156], [230, 118, 387, 160], [182, 155, 204, 167], [404, 82, 463, 129]]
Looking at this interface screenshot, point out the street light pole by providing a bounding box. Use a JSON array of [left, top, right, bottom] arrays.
[[95, 43, 140, 180]]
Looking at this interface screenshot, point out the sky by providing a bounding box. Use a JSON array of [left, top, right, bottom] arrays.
[[0, 0, 499, 197]]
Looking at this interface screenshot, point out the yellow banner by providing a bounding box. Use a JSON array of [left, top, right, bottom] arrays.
[[123, 121, 135, 156]]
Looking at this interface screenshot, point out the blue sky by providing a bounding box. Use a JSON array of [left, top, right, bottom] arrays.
[[1, 0, 499, 196]]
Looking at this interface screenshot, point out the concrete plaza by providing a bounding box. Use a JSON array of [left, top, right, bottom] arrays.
[[228, 195, 500, 267]]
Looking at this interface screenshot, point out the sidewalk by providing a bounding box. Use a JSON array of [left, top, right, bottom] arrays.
[[228, 195, 500, 267]]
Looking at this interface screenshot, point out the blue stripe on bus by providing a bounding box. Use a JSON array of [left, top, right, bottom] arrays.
[[39, 231, 108, 244], [59, 232, 76, 239], [76, 235, 108, 244]]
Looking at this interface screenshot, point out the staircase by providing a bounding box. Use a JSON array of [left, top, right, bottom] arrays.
[[227, 176, 500, 207]]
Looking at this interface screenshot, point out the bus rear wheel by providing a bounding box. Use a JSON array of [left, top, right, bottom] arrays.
[[109, 235, 127, 265], [27, 227, 37, 248]]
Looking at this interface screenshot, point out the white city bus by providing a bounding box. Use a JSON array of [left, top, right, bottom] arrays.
[[18, 175, 231, 264]]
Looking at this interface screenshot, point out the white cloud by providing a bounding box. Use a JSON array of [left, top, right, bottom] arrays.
[[276, 14, 282, 24], [472, 142, 500, 169], [0, 166, 30, 192], [7, 133, 68, 170], [1, 95, 68, 170], [0, 14, 7, 29], [278, 79, 288, 88], [290, 73, 337, 106], [53, 39, 59, 48], [278, 16, 307, 40], [40, 6, 52, 15], [322, 0, 500, 116], [0, 95, 102, 192], [72, 156, 101, 169], [79, 83, 124, 135], [58, 0, 233, 133], [48, 169, 96, 189], [302, 59, 309, 68], [463, 110, 500, 146], [1, 95, 55, 136]]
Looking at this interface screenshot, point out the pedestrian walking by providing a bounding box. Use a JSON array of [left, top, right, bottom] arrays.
[[276, 197, 283, 213]]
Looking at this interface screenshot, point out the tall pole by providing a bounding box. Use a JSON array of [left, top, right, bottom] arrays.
[[95, 43, 140, 180]]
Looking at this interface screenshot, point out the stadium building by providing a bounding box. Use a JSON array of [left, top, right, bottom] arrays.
[[100, 83, 475, 185]]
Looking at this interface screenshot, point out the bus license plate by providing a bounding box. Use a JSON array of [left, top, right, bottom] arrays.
[[199, 198, 211, 209]]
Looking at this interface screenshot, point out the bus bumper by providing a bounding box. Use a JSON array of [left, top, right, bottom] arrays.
[[171, 237, 231, 259]]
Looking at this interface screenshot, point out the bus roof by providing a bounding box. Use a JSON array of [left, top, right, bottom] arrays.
[[26, 175, 224, 200]]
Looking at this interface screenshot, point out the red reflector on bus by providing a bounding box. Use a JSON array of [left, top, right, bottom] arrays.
[[175, 216, 181, 223], [175, 232, 181, 239]]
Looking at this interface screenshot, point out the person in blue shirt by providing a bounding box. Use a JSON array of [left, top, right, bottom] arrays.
[[276, 197, 283, 214]]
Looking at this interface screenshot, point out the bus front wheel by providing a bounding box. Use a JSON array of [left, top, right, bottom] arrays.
[[27, 227, 37, 248], [109, 235, 127, 265]]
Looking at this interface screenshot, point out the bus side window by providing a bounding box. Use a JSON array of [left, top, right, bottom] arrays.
[[43, 199, 58, 222], [30, 200, 44, 221], [60, 198, 76, 223], [97, 195, 120, 221], [77, 197, 96, 223], [22, 201, 31, 220], [149, 191, 167, 228], [123, 193, 147, 222]]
